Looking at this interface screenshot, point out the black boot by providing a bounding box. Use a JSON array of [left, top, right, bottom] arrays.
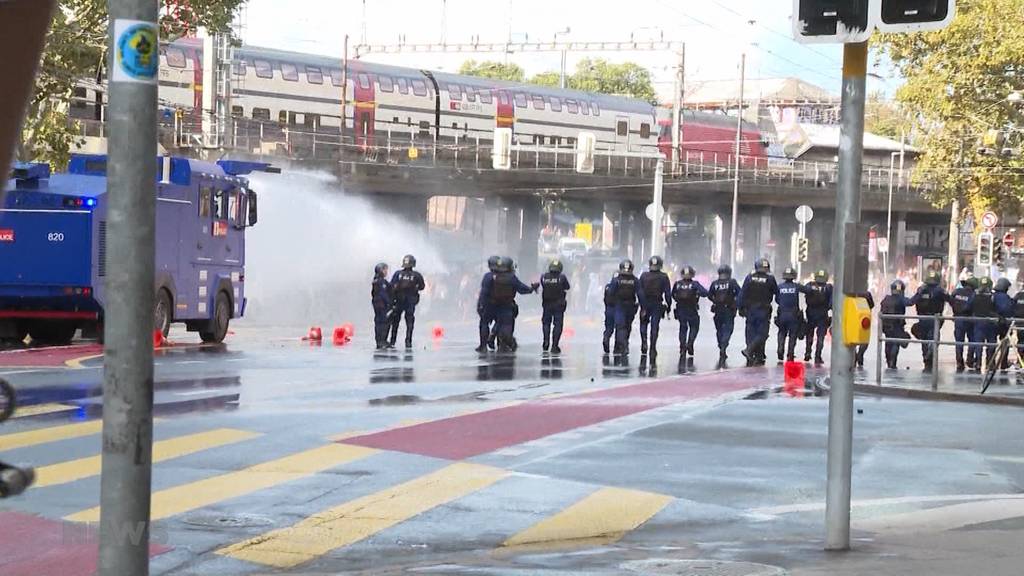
[[543, 339, 550, 352], [640, 335, 648, 355], [718, 350, 728, 369], [603, 336, 610, 354], [405, 322, 414, 348], [551, 335, 561, 354]]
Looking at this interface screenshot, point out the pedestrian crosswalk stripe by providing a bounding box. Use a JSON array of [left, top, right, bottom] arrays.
[[216, 462, 508, 569], [35, 428, 260, 488], [501, 487, 672, 551], [65, 443, 377, 523], [10, 403, 77, 418], [0, 419, 102, 452]]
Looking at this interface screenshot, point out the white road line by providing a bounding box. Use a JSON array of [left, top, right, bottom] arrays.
[[753, 493, 1024, 516], [175, 361, 207, 365]]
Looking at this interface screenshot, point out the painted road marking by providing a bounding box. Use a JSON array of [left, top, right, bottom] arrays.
[[65, 353, 103, 369], [751, 493, 1024, 516], [66, 443, 377, 523], [856, 498, 1024, 534], [502, 487, 672, 551], [0, 420, 103, 452], [217, 462, 508, 569], [35, 428, 260, 488], [10, 403, 76, 419]]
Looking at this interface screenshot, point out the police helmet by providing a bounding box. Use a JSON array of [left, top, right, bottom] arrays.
[[966, 277, 980, 290], [783, 267, 797, 281], [996, 277, 1012, 293], [814, 269, 829, 283], [619, 259, 635, 274], [890, 279, 906, 294], [979, 276, 994, 291], [549, 259, 564, 274], [495, 256, 513, 273], [681, 266, 696, 280], [487, 255, 500, 272], [717, 264, 732, 280], [374, 262, 389, 277], [649, 255, 664, 272], [755, 258, 771, 274], [402, 254, 416, 269], [924, 269, 940, 286]]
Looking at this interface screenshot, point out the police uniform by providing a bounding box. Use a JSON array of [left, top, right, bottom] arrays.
[[802, 280, 833, 364], [949, 283, 976, 370], [971, 287, 997, 369], [602, 280, 616, 354], [880, 290, 912, 369], [995, 282, 1015, 368], [389, 268, 426, 347], [775, 279, 802, 362], [476, 270, 497, 352], [672, 278, 708, 357], [540, 271, 571, 352], [481, 269, 535, 352], [738, 271, 778, 365], [708, 277, 741, 360], [609, 272, 639, 354], [371, 270, 392, 349], [910, 282, 948, 370], [638, 270, 672, 356], [1014, 289, 1024, 361]]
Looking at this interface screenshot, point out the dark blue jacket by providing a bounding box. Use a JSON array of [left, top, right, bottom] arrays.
[[390, 269, 426, 305], [609, 273, 639, 308], [802, 281, 833, 313], [479, 272, 534, 307], [949, 286, 974, 317], [910, 284, 947, 315], [776, 280, 802, 314], [738, 273, 778, 311], [637, 271, 672, 310], [995, 291, 1015, 318], [671, 279, 708, 312], [708, 278, 741, 314], [371, 276, 391, 310]]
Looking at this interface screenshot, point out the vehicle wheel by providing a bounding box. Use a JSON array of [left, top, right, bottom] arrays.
[[0, 378, 15, 422], [200, 292, 230, 343], [28, 321, 77, 346], [154, 290, 172, 338]]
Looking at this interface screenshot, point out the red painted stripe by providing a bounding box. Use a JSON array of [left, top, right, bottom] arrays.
[[0, 310, 98, 320], [344, 371, 757, 460], [0, 512, 169, 576], [0, 344, 103, 367]]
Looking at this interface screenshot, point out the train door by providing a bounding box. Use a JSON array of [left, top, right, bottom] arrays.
[[495, 89, 514, 133], [353, 71, 376, 150], [615, 115, 630, 152]]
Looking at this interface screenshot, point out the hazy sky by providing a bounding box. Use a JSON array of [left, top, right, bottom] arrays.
[[243, 0, 897, 100]]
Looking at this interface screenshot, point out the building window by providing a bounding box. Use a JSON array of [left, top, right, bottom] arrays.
[[358, 73, 370, 90], [281, 63, 299, 82], [397, 77, 409, 94], [254, 60, 273, 79], [252, 107, 270, 121], [566, 99, 579, 114], [617, 120, 628, 137], [379, 75, 394, 92], [448, 83, 463, 101], [514, 93, 528, 108], [231, 105, 243, 118], [412, 79, 428, 96], [550, 97, 562, 112], [532, 95, 546, 110], [330, 69, 343, 87], [165, 48, 186, 69], [306, 66, 323, 84], [640, 123, 651, 139], [278, 110, 288, 124]]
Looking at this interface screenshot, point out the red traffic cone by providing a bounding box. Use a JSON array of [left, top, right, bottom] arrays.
[[332, 326, 352, 346], [432, 325, 445, 340], [783, 360, 806, 398], [153, 329, 167, 349], [303, 326, 323, 342], [563, 326, 576, 340]]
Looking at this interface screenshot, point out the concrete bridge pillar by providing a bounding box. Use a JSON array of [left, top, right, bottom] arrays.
[[603, 201, 647, 262], [508, 196, 542, 278]]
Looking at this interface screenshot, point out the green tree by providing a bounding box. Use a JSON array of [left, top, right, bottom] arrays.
[[864, 92, 912, 141], [20, 0, 245, 167], [458, 60, 525, 82], [567, 58, 657, 104], [528, 71, 561, 88], [876, 0, 1024, 212]]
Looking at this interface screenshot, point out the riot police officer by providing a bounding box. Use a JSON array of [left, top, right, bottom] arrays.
[[480, 256, 537, 353], [540, 259, 571, 353], [602, 275, 617, 354], [972, 277, 998, 371], [880, 279, 912, 369], [775, 266, 803, 363], [672, 266, 708, 362], [608, 260, 639, 355], [995, 277, 1015, 369], [802, 269, 833, 366], [949, 276, 976, 372], [708, 265, 742, 367], [389, 254, 426, 348], [638, 256, 672, 358], [1013, 282, 1024, 362], [476, 255, 501, 352], [910, 269, 948, 372], [371, 263, 392, 350], [738, 258, 778, 366]]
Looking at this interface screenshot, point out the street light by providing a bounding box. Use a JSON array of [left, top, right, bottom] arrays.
[[554, 27, 571, 89]]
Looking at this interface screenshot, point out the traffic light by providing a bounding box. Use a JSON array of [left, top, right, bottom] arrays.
[[798, 237, 810, 263], [978, 232, 994, 267], [877, 1, 956, 32], [793, 0, 872, 43], [994, 242, 1006, 271]]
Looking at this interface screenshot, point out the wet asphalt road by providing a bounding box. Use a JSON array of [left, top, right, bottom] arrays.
[[2, 318, 1024, 575]]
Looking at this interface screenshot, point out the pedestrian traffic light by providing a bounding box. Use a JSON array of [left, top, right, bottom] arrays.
[[798, 237, 810, 263], [978, 232, 994, 267], [877, 0, 956, 33], [793, 0, 872, 43]]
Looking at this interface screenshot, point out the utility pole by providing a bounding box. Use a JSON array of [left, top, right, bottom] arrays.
[[947, 199, 960, 288], [671, 45, 685, 176], [99, 1, 158, 574], [650, 159, 665, 259], [825, 41, 868, 552], [341, 34, 349, 148], [729, 52, 746, 271]]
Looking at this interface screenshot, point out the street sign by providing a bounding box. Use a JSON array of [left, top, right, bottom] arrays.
[[1004, 232, 1015, 248], [795, 205, 814, 224], [793, 0, 957, 43], [766, 239, 777, 248], [981, 211, 999, 229], [645, 202, 663, 222], [877, 237, 889, 253]]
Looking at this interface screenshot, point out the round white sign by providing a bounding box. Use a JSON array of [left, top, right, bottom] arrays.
[[645, 202, 663, 222], [795, 205, 814, 224], [877, 237, 889, 253], [982, 211, 999, 229]]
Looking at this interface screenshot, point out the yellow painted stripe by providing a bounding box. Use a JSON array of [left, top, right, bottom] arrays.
[[65, 353, 103, 369], [66, 443, 377, 523], [0, 419, 103, 452], [217, 462, 508, 568], [502, 487, 672, 551], [35, 428, 260, 488], [11, 403, 76, 418]]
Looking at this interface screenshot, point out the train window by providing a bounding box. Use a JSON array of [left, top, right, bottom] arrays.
[[617, 120, 628, 137], [466, 88, 476, 103], [254, 60, 273, 79], [566, 99, 579, 114], [552, 136, 562, 147], [478, 89, 492, 104], [514, 93, 528, 108], [407, 117, 412, 126], [533, 134, 545, 145], [592, 102, 601, 116], [330, 69, 343, 86], [392, 116, 399, 124], [379, 75, 394, 92], [550, 97, 562, 112], [251, 107, 270, 121], [278, 110, 288, 125], [233, 60, 246, 76], [412, 79, 428, 96], [418, 120, 431, 138], [581, 101, 590, 115], [640, 123, 651, 138], [281, 63, 299, 82], [306, 66, 323, 85], [532, 95, 545, 110], [165, 48, 186, 69], [499, 92, 510, 106], [397, 77, 409, 94], [452, 122, 459, 130], [199, 187, 212, 218], [358, 73, 370, 89], [448, 83, 463, 101], [231, 105, 243, 118], [567, 136, 576, 147]]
